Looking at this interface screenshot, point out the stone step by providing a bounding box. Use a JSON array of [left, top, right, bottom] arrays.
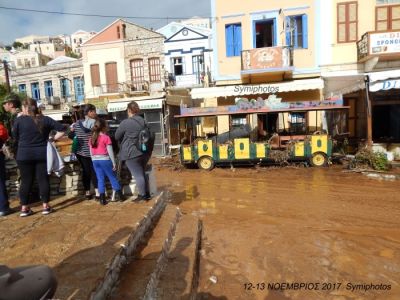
[[110, 205, 181, 299], [152, 215, 202, 300]]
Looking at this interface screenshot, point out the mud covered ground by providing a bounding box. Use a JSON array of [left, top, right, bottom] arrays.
[[155, 161, 400, 300]]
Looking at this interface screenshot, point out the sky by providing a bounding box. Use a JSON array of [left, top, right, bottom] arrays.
[[0, 0, 211, 44]]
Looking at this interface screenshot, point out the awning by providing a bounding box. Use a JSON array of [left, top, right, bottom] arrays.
[[323, 74, 365, 98], [107, 97, 164, 112], [190, 78, 324, 99], [368, 70, 400, 92]]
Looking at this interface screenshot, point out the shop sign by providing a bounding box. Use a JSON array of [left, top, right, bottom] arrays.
[[180, 96, 344, 116], [107, 99, 163, 112], [370, 31, 400, 55], [369, 79, 400, 92]]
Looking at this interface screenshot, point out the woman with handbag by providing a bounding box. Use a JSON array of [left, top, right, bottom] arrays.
[[13, 99, 65, 217]]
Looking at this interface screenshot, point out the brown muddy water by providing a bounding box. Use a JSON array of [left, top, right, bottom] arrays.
[[155, 164, 400, 300]]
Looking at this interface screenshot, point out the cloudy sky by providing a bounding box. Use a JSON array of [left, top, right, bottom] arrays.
[[0, 0, 211, 44]]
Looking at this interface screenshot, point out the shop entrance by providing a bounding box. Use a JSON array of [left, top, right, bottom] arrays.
[[372, 104, 400, 142]]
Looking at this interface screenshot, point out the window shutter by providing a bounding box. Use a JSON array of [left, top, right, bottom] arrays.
[[234, 24, 242, 56], [302, 14, 308, 48], [338, 4, 346, 42], [90, 64, 100, 87], [376, 6, 388, 30], [392, 6, 400, 29], [225, 25, 234, 57]]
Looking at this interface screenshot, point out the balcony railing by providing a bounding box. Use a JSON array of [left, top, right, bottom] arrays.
[[92, 82, 149, 97], [241, 46, 293, 73], [357, 30, 400, 62]]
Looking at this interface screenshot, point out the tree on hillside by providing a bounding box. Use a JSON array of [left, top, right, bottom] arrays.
[[12, 41, 25, 49]]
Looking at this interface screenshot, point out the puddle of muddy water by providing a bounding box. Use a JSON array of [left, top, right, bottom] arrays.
[[156, 166, 400, 300]]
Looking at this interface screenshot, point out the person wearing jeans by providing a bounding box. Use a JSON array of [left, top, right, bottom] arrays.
[[89, 118, 123, 205], [115, 101, 152, 202], [13, 99, 65, 217], [69, 104, 99, 200]]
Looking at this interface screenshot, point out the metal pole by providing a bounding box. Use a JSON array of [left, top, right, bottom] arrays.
[[3, 60, 11, 93]]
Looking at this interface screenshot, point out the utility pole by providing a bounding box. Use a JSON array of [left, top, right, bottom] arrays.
[[2, 60, 11, 93], [364, 76, 373, 148]]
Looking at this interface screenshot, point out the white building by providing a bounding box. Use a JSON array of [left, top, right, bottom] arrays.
[[29, 42, 65, 59], [71, 30, 97, 55], [15, 35, 50, 45], [157, 22, 214, 88], [11, 50, 51, 69]]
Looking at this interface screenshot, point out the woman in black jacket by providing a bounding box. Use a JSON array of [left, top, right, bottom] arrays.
[[13, 99, 65, 217]]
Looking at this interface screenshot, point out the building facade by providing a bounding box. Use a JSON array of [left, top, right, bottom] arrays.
[[71, 30, 97, 55], [320, 0, 400, 158], [11, 59, 85, 114], [81, 19, 168, 156], [157, 22, 214, 88]]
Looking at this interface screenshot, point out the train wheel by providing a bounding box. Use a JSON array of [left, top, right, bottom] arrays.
[[310, 152, 328, 167], [197, 156, 214, 171]]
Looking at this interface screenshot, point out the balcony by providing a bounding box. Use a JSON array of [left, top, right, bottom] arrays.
[[241, 46, 294, 80], [357, 31, 400, 63]]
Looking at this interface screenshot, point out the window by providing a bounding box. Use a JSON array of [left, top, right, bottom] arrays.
[[18, 84, 26, 94], [286, 15, 308, 48], [255, 20, 276, 48], [31, 82, 40, 100], [337, 2, 358, 43], [376, 4, 400, 30], [117, 26, 121, 39], [60, 78, 70, 98], [130, 59, 145, 91], [172, 57, 183, 75], [149, 57, 161, 82], [17, 59, 22, 67], [31, 58, 36, 67], [105, 62, 118, 93], [122, 24, 127, 39], [44, 80, 53, 98], [90, 64, 100, 87], [231, 114, 247, 128], [74, 77, 85, 102], [225, 23, 242, 57], [288, 112, 307, 134]]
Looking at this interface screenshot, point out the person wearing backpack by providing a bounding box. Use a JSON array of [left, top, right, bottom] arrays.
[[115, 101, 153, 202]]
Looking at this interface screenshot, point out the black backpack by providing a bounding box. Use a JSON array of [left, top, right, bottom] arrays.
[[133, 118, 155, 153]]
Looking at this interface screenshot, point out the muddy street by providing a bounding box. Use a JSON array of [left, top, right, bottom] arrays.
[[155, 164, 400, 300]]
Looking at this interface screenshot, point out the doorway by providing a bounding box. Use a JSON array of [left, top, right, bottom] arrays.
[[255, 19, 276, 48]]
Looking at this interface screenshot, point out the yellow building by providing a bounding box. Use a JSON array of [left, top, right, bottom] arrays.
[[321, 0, 400, 158], [186, 0, 400, 159]]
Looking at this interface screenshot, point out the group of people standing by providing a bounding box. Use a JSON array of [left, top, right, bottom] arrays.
[[0, 95, 153, 217]]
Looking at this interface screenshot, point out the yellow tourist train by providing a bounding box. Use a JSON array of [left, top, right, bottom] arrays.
[[176, 97, 347, 170]]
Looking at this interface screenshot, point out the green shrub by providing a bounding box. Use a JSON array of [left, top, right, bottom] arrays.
[[354, 149, 389, 171]]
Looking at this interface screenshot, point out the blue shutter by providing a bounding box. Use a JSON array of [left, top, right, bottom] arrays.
[[225, 25, 234, 57], [273, 19, 277, 46], [285, 17, 291, 46], [234, 24, 242, 56], [302, 14, 308, 49]]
